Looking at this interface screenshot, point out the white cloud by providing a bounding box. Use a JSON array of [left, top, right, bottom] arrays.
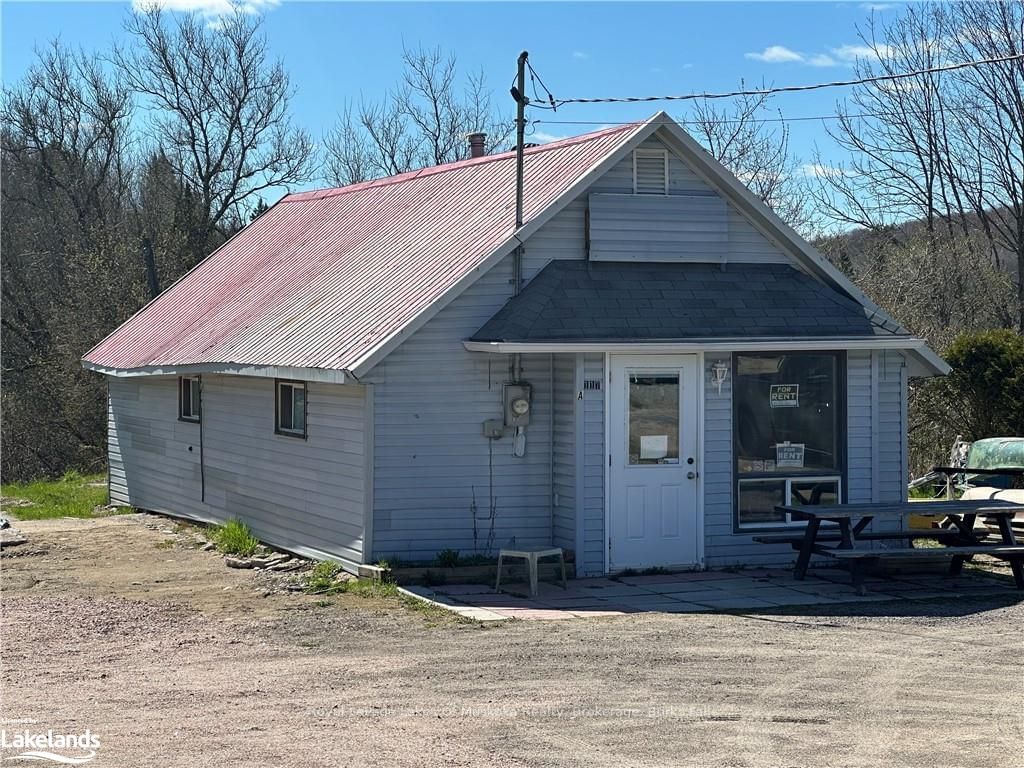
[[799, 163, 840, 178], [572, 50, 590, 60], [831, 43, 894, 61], [745, 42, 897, 68], [807, 53, 837, 67], [132, 0, 280, 18], [529, 130, 571, 144], [860, 3, 894, 11], [745, 45, 805, 64]]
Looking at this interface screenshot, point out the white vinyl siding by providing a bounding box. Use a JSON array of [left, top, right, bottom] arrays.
[[588, 193, 729, 262], [552, 354, 576, 553], [367, 253, 557, 563], [524, 135, 791, 267], [108, 375, 369, 565], [579, 353, 606, 576]]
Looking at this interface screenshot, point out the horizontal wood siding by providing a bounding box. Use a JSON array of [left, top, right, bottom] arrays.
[[368, 254, 557, 563], [580, 353, 606, 575], [107, 375, 368, 565], [589, 193, 729, 262], [552, 354, 576, 552]]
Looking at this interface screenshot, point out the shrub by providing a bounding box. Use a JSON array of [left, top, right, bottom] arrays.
[[435, 549, 460, 568], [211, 519, 259, 557], [942, 329, 1024, 439]]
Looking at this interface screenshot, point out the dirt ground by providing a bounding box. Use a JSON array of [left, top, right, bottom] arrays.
[[2, 514, 1022, 768]]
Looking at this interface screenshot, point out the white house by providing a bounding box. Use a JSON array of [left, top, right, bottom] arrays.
[[82, 113, 948, 576]]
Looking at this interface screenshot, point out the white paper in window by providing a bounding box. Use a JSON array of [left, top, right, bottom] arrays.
[[640, 435, 669, 460]]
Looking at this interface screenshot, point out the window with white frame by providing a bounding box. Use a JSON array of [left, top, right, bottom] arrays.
[[733, 352, 844, 529], [633, 149, 668, 194], [178, 376, 201, 422], [275, 380, 306, 438]]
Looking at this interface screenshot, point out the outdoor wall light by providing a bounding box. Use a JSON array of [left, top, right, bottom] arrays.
[[711, 360, 729, 394]]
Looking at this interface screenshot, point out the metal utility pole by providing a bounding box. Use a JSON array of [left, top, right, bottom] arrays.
[[510, 50, 529, 383], [514, 50, 528, 235]]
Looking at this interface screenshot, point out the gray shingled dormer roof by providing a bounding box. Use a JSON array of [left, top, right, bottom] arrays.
[[470, 261, 907, 343]]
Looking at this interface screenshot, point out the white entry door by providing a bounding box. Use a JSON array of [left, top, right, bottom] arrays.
[[608, 355, 701, 570]]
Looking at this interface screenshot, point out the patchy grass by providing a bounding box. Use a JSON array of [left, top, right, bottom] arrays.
[[305, 561, 343, 594], [301, 569, 464, 625], [0, 473, 111, 520], [210, 519, 259, 557]]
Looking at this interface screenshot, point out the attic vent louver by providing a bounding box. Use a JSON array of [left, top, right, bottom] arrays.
[[633, 149, 668, 195]]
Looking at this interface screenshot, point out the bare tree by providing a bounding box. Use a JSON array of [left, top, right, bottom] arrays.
[[945, 0, 1024, 329], [322, 45, 513, 186], [2, 41, 134, 237], [812, 5, 965, 237], [2, 42, 142, 481], [684, 89, 817, 233], [117, 8, 314, 238], [812, 1, 1024, 328]]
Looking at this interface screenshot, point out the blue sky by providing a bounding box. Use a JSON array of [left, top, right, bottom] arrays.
[[2, 1, 907, 191]]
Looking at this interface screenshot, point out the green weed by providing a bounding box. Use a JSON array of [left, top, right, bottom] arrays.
[[210, 519, 260, 557]]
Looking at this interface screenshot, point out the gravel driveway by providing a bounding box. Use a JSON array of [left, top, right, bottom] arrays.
[[2, 515, 1022, 767]]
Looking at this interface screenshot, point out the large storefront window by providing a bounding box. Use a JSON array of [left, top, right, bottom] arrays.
[[733, 352, 844, 529]]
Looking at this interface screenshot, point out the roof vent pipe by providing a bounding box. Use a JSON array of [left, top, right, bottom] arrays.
[[467, 132, 487, 158]]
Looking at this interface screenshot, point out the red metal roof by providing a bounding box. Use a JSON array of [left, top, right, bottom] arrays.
[[83, 121, 646, 376]]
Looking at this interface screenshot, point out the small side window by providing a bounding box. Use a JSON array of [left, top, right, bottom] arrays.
[[275, 380, 307, 438], [178, 376, 201, 422]]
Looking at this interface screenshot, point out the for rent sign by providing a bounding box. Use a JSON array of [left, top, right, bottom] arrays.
[[769, 384, 799, 408]]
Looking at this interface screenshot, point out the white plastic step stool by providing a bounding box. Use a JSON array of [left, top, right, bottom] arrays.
[[495, 547, 567, 597]]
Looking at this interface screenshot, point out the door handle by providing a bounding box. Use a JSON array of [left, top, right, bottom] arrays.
[[687, 471, 697, 480]]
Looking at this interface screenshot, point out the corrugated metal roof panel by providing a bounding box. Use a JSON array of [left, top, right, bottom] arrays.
[[83, 122, 646, 374]]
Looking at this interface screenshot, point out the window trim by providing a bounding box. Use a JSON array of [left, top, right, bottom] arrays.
[[731, 350, 847, 533], [178, 375, 201, 423], [274, 379, 308, 439], [633, 148, 669, 195]]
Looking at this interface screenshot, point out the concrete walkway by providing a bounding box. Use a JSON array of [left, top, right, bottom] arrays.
[[400, 568, 1019, 622]]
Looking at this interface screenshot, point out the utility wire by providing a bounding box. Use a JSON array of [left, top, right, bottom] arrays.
[[548, 52, 1024, 106], [531, 102, 1003, 128]]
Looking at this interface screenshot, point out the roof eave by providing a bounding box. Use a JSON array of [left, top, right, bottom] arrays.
[[81, 360, 351, 384], [463, 336, 950, 376]]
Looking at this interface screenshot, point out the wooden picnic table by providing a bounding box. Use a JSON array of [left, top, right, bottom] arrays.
[[757, 499, 1024, 593]]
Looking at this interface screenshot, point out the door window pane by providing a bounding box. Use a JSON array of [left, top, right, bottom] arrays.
[[628, 374, 679, 465]]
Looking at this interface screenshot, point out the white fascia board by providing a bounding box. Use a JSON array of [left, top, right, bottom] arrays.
[[346, 117, 664, 380], [463, 336, 950, 376], [81, 360, 350, 384]]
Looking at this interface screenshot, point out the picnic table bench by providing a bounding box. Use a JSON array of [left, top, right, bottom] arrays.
[[753, 500, 1024, 594]]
